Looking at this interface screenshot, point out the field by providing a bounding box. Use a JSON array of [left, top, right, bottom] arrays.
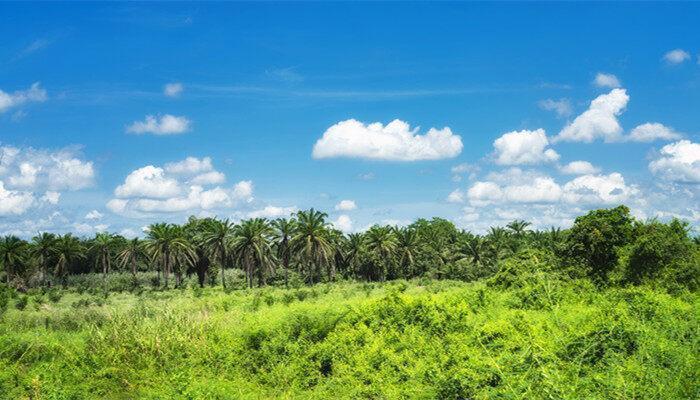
[[1, 277, 698, 399]]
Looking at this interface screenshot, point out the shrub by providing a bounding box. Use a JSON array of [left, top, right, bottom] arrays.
[[564, 205, 634, 283], [15, 295, 29, 310]]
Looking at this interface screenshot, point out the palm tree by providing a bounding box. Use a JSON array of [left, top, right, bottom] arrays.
[[89, 232, 115, 280], [146, 223, 193, 288], [31, 232, 57, 286], [344, 233, 364, 279], [364, 226, 398, 281], [199, 219, 235, 289], [395, 227, 419, 278], [0, 235, 28, 285], [506, 219, 531, 236], [117, 238, 144, 277], [271, 217, 296, 288], [54, 234, 85, 284], [231, 218, 276, 288], [465, 235, 488, 266], [486, 226, 511, 267], [291, 209, 334, 284], [184, 217, 213, 288], [170, 232, 197, 287]]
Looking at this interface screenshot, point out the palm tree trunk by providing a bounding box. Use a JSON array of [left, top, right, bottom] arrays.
[[164, 249, 170, 288], [131, 256, 137, 277], [220, 245, 227, 289]]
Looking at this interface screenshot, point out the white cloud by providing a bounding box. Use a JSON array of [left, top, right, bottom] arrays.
[[358, 172, 375, 180], [333, 214, 353, 232], [447, 189, 464, 203], [538, 98, 572, 117], [312, 119, 463, 161], [593, 73, 621, 88], [466, 170, 637, 207], [493, 129, 559, 165], [247, 205, 297, 219], [106, 199, 128, 214], [232, 180, 254, 202], [8, 162, 40, 188], [559, 161, 600, 175], [649, 140, 700, 183], [467, 181, 504, 206], [663, 49, 691, 65], [119, 228, 140, 239], [126, 114, 191, 135], [115, 166, 181, 198], [0, 82, 47, 114], [459, 206, 479, 223], [0, 145, 94, 191], [129, 186, 231, 213], [164, 82, 183, 97], [335, 199, 357, 211], [626, 123, 682, 142], [562, 173, 638, 205], [165, 156, 213, 175], [41, 191, 60, 205], [0, 181, 34, 215], [190, 171, 225, 185], [555, 88, 629, 143], [503, 177, 562, 203], [85, 210, 103, 220], [109, 157, 253, 215], [48, 157, 95, 190]]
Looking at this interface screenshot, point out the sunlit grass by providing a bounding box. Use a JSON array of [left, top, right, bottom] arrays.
[[1, 279, 697, 399]]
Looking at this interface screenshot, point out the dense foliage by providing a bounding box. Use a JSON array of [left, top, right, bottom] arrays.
[[0, 205, 698, 398], [1, 205, 698, 293]]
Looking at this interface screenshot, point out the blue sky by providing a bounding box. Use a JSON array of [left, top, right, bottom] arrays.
[[1, 2, 699, 237]]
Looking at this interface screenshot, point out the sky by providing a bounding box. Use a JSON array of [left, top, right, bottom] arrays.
[[1, 2, 699, 238]]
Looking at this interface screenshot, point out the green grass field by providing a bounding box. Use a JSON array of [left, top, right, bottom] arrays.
[[1, 278, 697, 399]]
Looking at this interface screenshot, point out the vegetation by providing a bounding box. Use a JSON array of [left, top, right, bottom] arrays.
[[0, 205, 698, 398]]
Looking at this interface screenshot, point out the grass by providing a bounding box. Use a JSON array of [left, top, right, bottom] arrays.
[[0, 278, 698, 399]]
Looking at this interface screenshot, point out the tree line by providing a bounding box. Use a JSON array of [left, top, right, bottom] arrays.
[[1, 206, 698, 291]]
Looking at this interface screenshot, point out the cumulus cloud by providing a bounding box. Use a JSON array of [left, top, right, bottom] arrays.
[[0, 182, 34, 215], [85, 210, 103, 220], [538, 98, 572, 117], [165, 156, 213, 175], [335, 200, 357, 211], [126, 114, 191, 135], [447, 189, 464, 203], [626, 123, 682, 142], [128, 186, 231, 213], [465, 170, 637, 207], [312, 119, 463, 161], [466, 181, 504, 207], [663, 49, 691, 65], [503, 177, 563, 203], [232, 180, 254, 202], [559, 161, 601, 175], [0, 82, 47, 114], [109, 157, 252, 215], [247, 205, 297, 219], [649, 140, 700, 183], [493, 129, 559, 165], [114, 166, 181, 198], [190, 171, 225, 185], [41, 191, 60, 205], [593, 73, 621, 88], [164, 82, 183, 97], [562, 173, 638, 205], [333, 214, 353, 232], [0, 145, 95, 191], [555, 89, 629, 143]]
